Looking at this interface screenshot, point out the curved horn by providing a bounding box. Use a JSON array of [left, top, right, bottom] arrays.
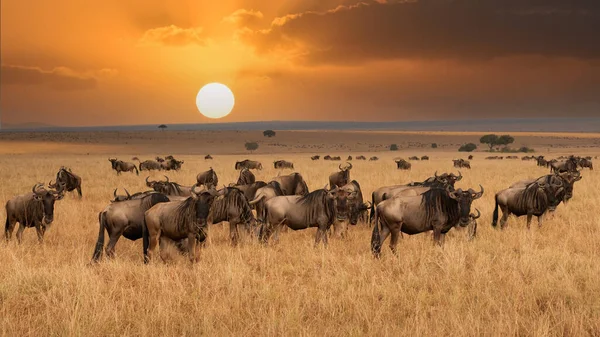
[[125, 189, 130, 198], [113, 188, 118, 198], [191, 184, 202, 195], [32, 183, 43, 194], [434, 171, 438, 178], [145, 176, 151, 184], [346, 162, 352, 170], [339, 163, 343, 171], [470, 208, 481, 219], [456, 171, 463, 180], [473, 185, 484, 199], [164, 175, 169, 182]]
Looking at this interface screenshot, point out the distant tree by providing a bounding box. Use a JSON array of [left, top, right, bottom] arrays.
[[390, 144, 399, 151], [245, 142, 259, 153], [480, 134, 499, 151], [458, 143, 477, 152], [497, 135, 515, 147], [431, 143, 438, 149], [158, 124, 167, 131], [263, 130, 276, 137]]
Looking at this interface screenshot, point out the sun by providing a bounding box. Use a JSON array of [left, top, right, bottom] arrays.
[[195, 83, 235, 119]]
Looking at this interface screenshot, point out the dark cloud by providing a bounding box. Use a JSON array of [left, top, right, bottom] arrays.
[[1, 65, 98, 91], [241, 0, 600, 65]]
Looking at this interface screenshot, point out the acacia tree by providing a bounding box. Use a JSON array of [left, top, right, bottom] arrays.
[[390, 144, 399, 151], [263, 130, 276, 137], [245, 142, 259, 153], [158, 124, 167, 131], [480, 134, 515, 151]]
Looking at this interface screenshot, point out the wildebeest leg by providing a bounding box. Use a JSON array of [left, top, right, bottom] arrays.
[[432, 223, 443, 245], [146, 229, 161, 263], [537, 213, 544, 228], [526, 214, 533, 230], [187, 233, 198, 263], [229, 221, 240, 246], [105, 230, 124, 258], [76, 186, 82, 198], [499, 206, 510, 229], [16, 222, 26, 244], [5, 219, 17, 241], [34, 223, 45, 243], [389, 224, 401, 255], [468, 222, 477, 241]]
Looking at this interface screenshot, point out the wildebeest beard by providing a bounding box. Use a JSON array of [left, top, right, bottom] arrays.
[[297, 189, 335, 226], [209, 187, 254, 224], [421, 188, 462, 230]]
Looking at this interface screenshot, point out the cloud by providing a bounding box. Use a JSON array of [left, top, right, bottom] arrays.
[[137, 25, 205, 46], [240, 0, 600, 65], [223, 9, 264, 28], [0, 65, 116, 91]]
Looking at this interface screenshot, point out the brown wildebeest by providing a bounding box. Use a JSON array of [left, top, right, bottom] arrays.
[[146, 176, 193, 196], [259, 187, 338, 247], [272, 172, 310, 196], [5, 183, 65, 243], [578, 158, 593, 170], [109, 158, 139, 175], [205, 154, 213, 160], [369, 156, 379, 161], [91, 192, 171, 262], [421, 155, 429, 160], [331, 156, 342, 161], [356, 155, 367, 160], [248, 181, 286, 225], [236, 167, 256, 185], [330, 180, 371, 238], [274, 160, 294, 169], [48, 166, 82, 198], [196, 167, 218, 189], [468, 155, 474, 160], [550, 156, 578, 173], [371, 186, 483, 257], [395, 158, 411, 170], [235, 159, 263, 170], [209, 187, 256, 246], [323, 155, 332, 160], [229, 181, 268, 201], [408, 156, 420, 161], [160, 158, 184, 171], [453, 159, 471, 169], [506, 156, 518, 159], [311, 155, 320, 160], [143, 187, 218, 263], [347, 156, 353, 161], [132, 157, 161, 171], [509, 171, 582, 205], [329, 162, 352, 188], [492, 180, 564, 230]]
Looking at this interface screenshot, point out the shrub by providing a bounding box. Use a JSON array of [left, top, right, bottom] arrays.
[[245, 142, 259, 153], [431, 143, 438, 148], [390, 144, 399, 151], [263, 130, 276, 137], [458, 143, 477, 152]]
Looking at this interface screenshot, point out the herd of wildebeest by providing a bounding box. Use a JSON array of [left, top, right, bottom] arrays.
[[2, 153, 594, 262]]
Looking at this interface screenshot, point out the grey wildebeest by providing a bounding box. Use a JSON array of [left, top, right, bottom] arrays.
[[92, 192, 171, 262], [236, 167, 256, 185], [229, 181, 268, 201], [371, 186, 483, 257], [132, 157, 162, 171], [550, 156, 578, 173], [208, 187, 256, 246], [143, 187, 217, 263], [48, 166, 82, 198], [311, 155, 320, 160], [323, 155, 332, 160], [329, 162, 352, 188], [453, 159, 471, 169], [356, 155, 366, 160], [347, 156, 353, 161], [330, 180, 371, 238], [492, 180, 565, 230], [235, 159, 263, 170], [369, 156, 379, 161], [146, 176, 193, 196], [259, 187, 339, 247], [160, 158, 184, 171], [272, 172, 310, 196], [195, 167, 218, 189], [205, 154, 213, 160], [578, 158, 593, 170], [5, 183, 65, 243], [248, 181, 286, 225], [395, 158, 411, 170], [409, 156, 420, 161], [109, 158, 139, 175], [421, 156, 429, 160], [274, 160, 294, 169], [509, 171, 582, 205]]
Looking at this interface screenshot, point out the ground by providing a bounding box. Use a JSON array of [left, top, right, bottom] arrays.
[[0, 130, 598, 336]]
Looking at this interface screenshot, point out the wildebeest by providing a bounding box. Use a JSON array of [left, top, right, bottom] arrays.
[[506, 156, 518, 159], [208, 187, 256, 245], [259, 187, 338, 246], [143, 187, 217, 263], [550, 156, 578, 173], [468, 155, 474, 160], [48, 167, 82, 198], [155, 156, 165, 163], [356, 155, 366, 160], [330, 180, 370, 238], [272, 172, 310, 196], [408, 156, 420, 161], [311, 155, 320, 160], [347, 156, 353, 161], [205, 154, 213, 160], [395, 158, 411, 170], [329, 162, 353, 188], [132, 157, 162, 171], [146, 176, 193, 196], [369, 156, 379, 161], [371, 186, 483, 257], [492, 180, 565, 229], [421, 155, 429, 161], [160, 158, 184, 171], [323, 155, 332, 160], [522, 156, 535, 160], [236, 167, 256, 185], [229, 181, 268, 201], [330, 156, 342, 161], [509, 171, 582, 205], [109, 158, 139, 175], [91, 192, 171, 262], [536, 157, 548, 167], [453, 159, 471, 169], [5, 183, 65, 243], [111, 189, 158, 202], [273, 160, 294, 169], [485, 156, 503, 160], [235, 159, 263, 170], [578, 158, 593, 170], [249, 181, 286, 224], [195, 167, 218, 189]]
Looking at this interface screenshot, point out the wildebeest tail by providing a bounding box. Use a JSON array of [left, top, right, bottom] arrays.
[[492, 195, 499, 227], [131, 157, 142, 171], [370, 207, 381, 258], [369, 192, 375, 225], [142, 218, 150, 264], [92, 212, 106, 262]]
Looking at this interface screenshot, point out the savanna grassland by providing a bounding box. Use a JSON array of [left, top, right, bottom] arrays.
[[0, 130, 599, 336]]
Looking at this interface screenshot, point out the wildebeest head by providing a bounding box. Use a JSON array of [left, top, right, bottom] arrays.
[[112, 188, 131, 202], [32, 183, 64, 225], [447, 185, 483, 227], [190, 185, 218, 225], [145, 176, 158, 188], [445, 171, 463, 187], [108, 158, 118, 168], [556, 171, 582, 203]]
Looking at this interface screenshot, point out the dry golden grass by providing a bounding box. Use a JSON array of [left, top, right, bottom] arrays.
[[1, 149, 599, 336]]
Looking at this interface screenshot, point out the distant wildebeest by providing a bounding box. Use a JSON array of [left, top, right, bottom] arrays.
[[347, 156, 353, 161], [91, 192, 171, 262], [453, 159, 471, 169], [5, 183, 65, 243], [146, 176, 193, 196], [109, 158, 139, 175], [236, 167, 256, 185], [48, 167, 82, 198], [506, 156, 518, 159], [143, 187, 218, 263], [485, 156, 503, 160], [235, 159, 263, 170], [205, 154, 213, 160], [155, 156, 165, 163], [132, 157, 162, 171], [421, 155, 429, 161], [578, 158, 593, 170], [408, 156, 420, 161], [509, 171, 582, 205], [274, 160, 294, 169], [371, 186, 483, 257], [209, 187, 256, 246], [395, 158, 411, 170], [229, 181, 268, 201], [536, 157, 548, 167], [249, 181, 286, 225], [111, 189, 159, 203], [330, 180, 370, 238], [272, 172, 310, 196], [259, 187, 339, 246], [522, 155, 535, 160], [323, 155, 332, 160], [369, 156, 379, 161], [160, 158, 184, 171], [311, 155, 320, 160], [492, 180, 564, 229], [356, 155, 367, 160], [330, 156, 342, 161], [329, 162, 352, 188], [550, 156, 578, 173], [468, 155, 474, 160], [195, 167, 218, 189]]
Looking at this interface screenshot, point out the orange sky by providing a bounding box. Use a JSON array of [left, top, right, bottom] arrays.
[[1, 0, 599, 126]]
